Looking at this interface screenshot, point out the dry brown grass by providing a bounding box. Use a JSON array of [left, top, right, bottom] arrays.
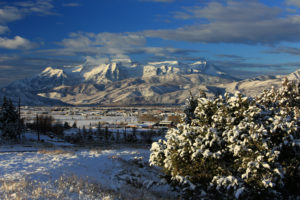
[[0, 178, 59, 200], [0, 175, 174, 200], [0, 175, 119, 200], [89, 147, 102, 154], [37, 148, 74, 155], [56, 174, 120, 199]]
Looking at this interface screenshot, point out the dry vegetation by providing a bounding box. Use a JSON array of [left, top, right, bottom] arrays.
[[138, 114, 163, 123], [37, 149, 74, 155], [0, 148, 175, 200], [167, 115, 181, 124], [0, 174, 172, 200], [0, 175, 120, 200]]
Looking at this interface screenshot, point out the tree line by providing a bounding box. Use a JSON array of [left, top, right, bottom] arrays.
[[0, 97, 23, 142]]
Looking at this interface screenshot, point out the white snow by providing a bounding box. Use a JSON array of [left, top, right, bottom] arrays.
[[235, 187, 245, 199], [41, 67, 66, 78], [191, 61, 207, 65], [0, 146, 176, 199]]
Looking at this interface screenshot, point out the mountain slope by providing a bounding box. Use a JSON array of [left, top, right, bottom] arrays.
[[218, 69, 300, 97], [1, 60, 297, 106]]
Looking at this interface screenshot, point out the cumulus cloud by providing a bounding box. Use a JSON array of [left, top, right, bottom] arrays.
[[42, 31, 194, 60], [56, 32, 146, 58], [0, 6, 23, 24], [13, 0, 54, 15], [0, 36, 36, 50], [286, 0, 300, 8], [141, 47, 195, 57], [94, 32, 146, 49], [145, 0, 300, 44], [0, 0, 54, 25], [0, 0, 55, 49], [174, 1, 280, 21], [84, 56, 109, 65]]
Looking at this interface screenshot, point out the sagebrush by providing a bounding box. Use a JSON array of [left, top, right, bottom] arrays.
[[150, 79, 300, 199]]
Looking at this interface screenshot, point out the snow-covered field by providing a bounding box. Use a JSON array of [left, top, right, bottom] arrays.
[[55, 115, 138, 129], [0, 107, 177, 199], [0, 144, 176, 200]]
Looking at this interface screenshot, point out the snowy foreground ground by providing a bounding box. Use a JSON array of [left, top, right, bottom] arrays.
[[0, 142, 177, 199]]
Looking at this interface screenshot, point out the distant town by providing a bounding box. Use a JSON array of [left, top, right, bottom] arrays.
[[21, 105, 183, 129], [18, 105, 183, 145]]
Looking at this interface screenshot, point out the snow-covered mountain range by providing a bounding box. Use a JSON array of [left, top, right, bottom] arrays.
[[0, 60, 299, 106]]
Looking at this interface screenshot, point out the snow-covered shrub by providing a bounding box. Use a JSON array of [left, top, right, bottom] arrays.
[[150, 79, 300, 199]]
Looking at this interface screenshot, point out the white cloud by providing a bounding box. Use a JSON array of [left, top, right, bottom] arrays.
[[174, 1, 280, 21], [145, 0, 300, 44], [0, 0, 55, 50], [0, 0, 55, 33], [0, 25, 8, 34], [14, 0, 54, 15], [40, 31, 194, 61], [0, 6, 23, 24], [0, 36, 36, 50], [58, 32, 146, 57], [61, 32, 146, 49], [0, 55, 19, 62], [141, 47, 195, 57], [0, 0, 54, 25], [61, 33, 93, 49], [84, 56, 109, 65], [286, 0, 300, 8], [63, 3, 80, 7]]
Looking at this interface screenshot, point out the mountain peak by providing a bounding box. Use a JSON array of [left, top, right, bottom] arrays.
[[0, 59, 243, 106], [286, 69, 300, 80], [191, 61, 207, 65], [82, 62, 125, 83], [40, 66, 66, 78]]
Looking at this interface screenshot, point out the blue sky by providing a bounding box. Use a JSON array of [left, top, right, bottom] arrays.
[[0, 0, 300, 86]]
